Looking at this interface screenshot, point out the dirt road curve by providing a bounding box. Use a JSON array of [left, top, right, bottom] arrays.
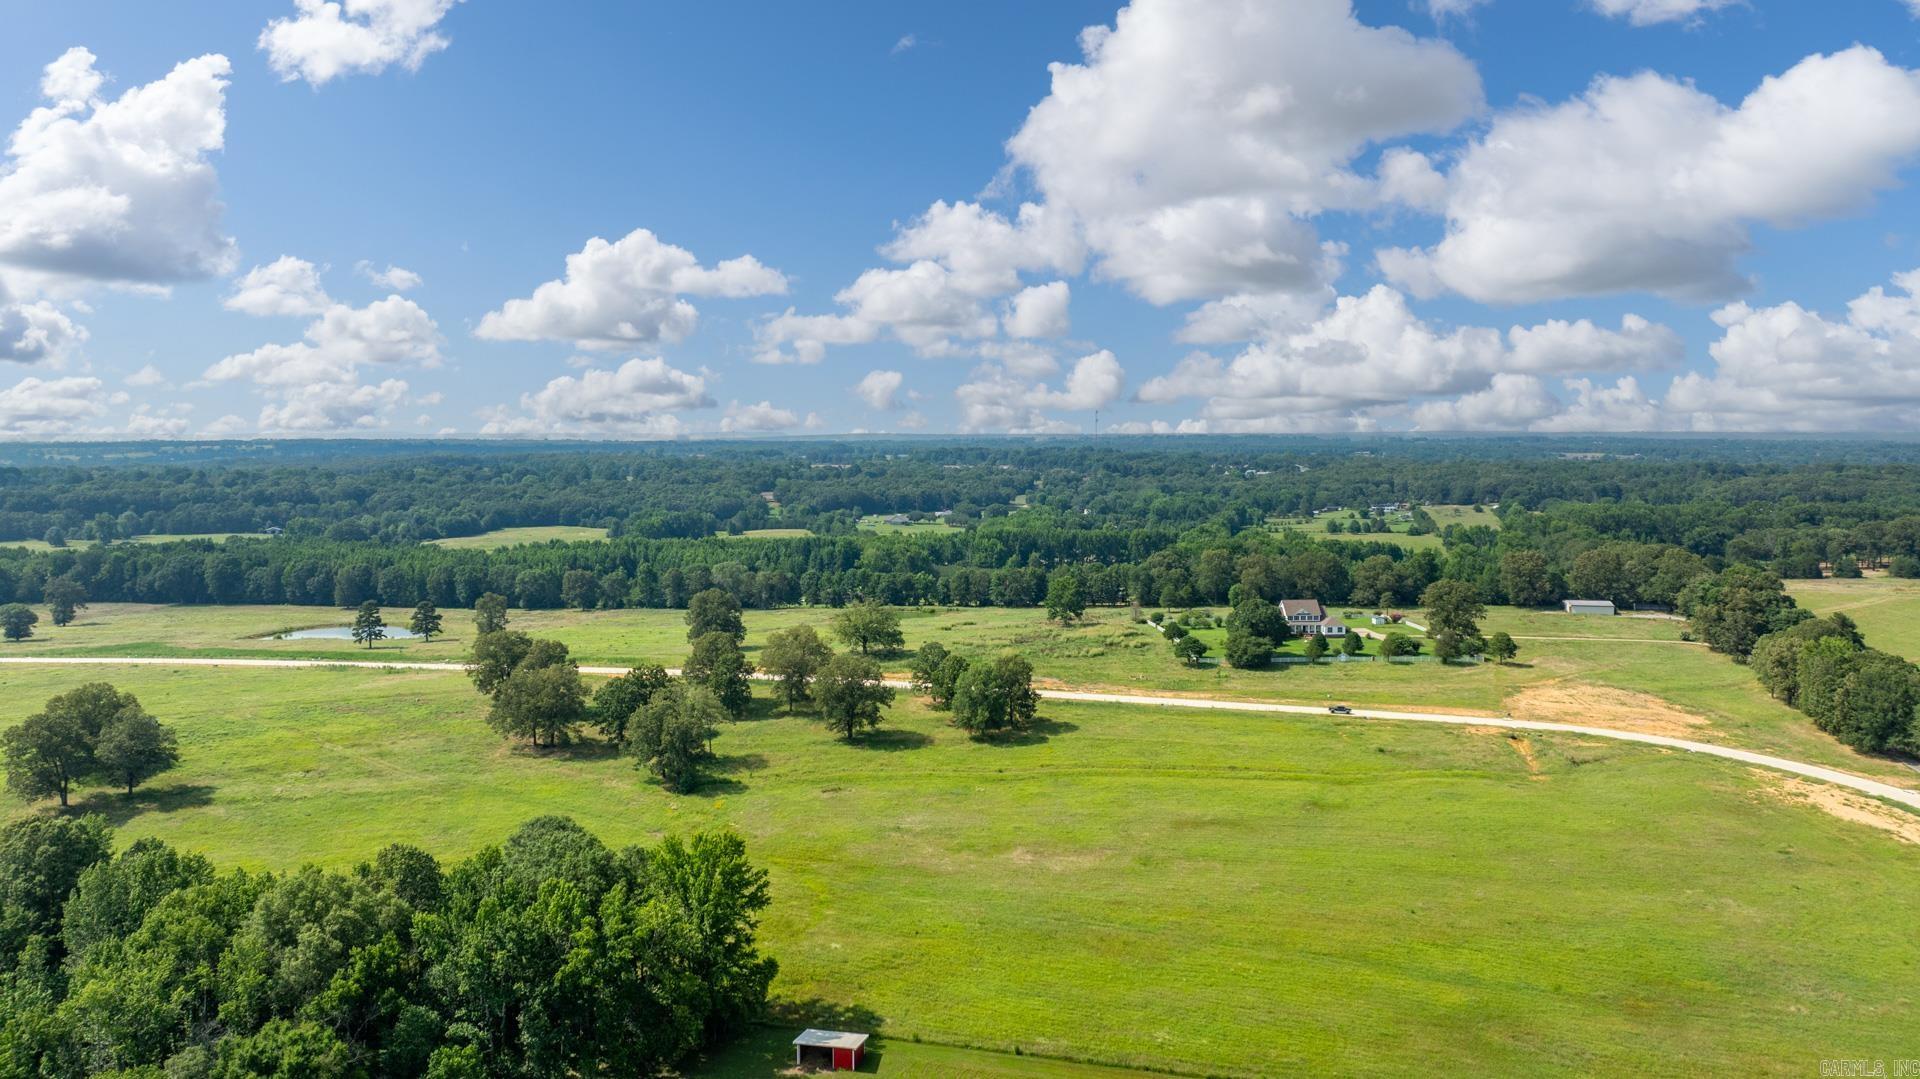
[[4, 655, 1916, 811]]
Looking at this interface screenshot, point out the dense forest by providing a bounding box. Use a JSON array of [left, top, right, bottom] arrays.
[[0, 813, 774, 1076], [4, 438, 1920, 615]]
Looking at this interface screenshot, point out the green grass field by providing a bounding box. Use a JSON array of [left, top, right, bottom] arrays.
[[727, 528, 815, 539], [1425, 503, 1501, 530], [8, 601, 1911, 787], [1789, 576, 1920, 662], [0, 532, 267, 552], [1, 664, 1915, 1075], [426, 525, 610, 549], [1268, 513, 1444, 551]]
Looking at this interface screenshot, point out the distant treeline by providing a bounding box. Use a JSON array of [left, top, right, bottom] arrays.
[[7, 442, 1920, 612], [13, 441, 1920, 549]]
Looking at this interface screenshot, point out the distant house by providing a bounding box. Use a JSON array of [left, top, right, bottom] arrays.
[[1563, 599, 1617, 616], [263, 525, 284, 536], [1280, 599, 1349, 637], [883, 514, 912, 526], [792, 1030, 869, 1071]]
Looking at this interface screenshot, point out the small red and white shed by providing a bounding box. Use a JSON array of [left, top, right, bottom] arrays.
[[792, 1029, 869, 1071]]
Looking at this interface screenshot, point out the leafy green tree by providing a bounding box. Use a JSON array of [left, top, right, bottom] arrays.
[[361, 843, 444, 911], [1486, 631, 1519, 664], [1380, 632, 1421, 658], [1499, 550, 1557, 607], [1172, 634, 1209, 666], [685, 588, 746, 643], [61, 837, 213, 961], [642, 831, 778, 1041], [590, 665, 670, 746], [929, 653, 970, 709], [1679, 565, 1809, 660], [1, 604, 37, 642], [1303, 634, 1328, 663], [685, 632, 756, 720], [4, 712, 95, 807], [1045, 572, 1086, 624], [814, 654, 894, 741], [1432, 630, 1465, 664], [1225, 597, 1290, 642], [408, 600, 443, 642], [830, 600, 903, 655], [1161, 619, 1189, 641], [1223, 630, 1273, 669], [467, 629, 534, 695], [43, 576, 87, 628], [760, 625, 832, 713], [473, 592, 510, 636], [487, 663, 588, 747], [1341, 631, 1365, 657], [909, 642, 951, 695], [1419, 580, 1485, 641], [632, 684, 723, 792], [94, 709, 180, 794], [950, 655, 1041, 737], [1830, 652, 1920, 752], [561, 569, 600, 610], [351, 600, 387, 649], [0, 813, 112, 960]]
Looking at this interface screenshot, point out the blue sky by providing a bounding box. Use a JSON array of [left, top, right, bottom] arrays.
[[2, 0, 1920, 438]]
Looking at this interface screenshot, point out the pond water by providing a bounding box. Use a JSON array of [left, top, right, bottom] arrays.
[[278, 626, 419, 640]]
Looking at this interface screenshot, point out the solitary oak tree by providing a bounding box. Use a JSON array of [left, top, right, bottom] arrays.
[[686, 589, 746, 643], [760, 625, 831, 714], [814, 654, 894, 741], [830, 601, 903, 656], [474, 593, 510, 636]]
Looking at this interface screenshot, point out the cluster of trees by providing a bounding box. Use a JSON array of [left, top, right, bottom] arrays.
[[1676, 565, 1920, 753], [1751, 615, 1920, 754], [3, 685, 179, 806], [909, 644, 1041, 738], [0, 814, 776, 1076]]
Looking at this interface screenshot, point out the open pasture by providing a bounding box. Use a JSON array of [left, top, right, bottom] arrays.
[[2, 663, 1916, 1076]]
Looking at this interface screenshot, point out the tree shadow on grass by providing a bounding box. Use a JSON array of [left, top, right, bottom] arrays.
[[975, 717, 1079, 747], [75, 784, 216, 826], [851, 728, 933, 752], [523, 738, 624, 763]]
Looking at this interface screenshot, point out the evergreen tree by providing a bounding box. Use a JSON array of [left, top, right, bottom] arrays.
[[351, 601, 388, 649], [409, 600, 443, 642]]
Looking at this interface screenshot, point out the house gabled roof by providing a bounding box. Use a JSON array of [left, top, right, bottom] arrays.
[[1279, 599, 1326, 620]]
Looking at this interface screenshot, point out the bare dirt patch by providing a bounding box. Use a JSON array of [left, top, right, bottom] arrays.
[[1753, 771, 1920, 846], [1507, 734, 1543, 777], [1506, 682, 1713, 739]]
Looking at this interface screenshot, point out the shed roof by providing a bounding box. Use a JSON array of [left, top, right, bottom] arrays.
[[793, 1030, 869, 1050]]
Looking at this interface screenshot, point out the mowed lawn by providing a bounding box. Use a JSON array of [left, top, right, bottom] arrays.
[[0, 665, 1916, 1075], [425, 525, 611, 549], [10, 603, 1913, 787], [1789, 576, 1920, 662]]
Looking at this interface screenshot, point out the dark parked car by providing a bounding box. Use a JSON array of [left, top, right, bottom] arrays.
[[1329, 704, 1354, 715]]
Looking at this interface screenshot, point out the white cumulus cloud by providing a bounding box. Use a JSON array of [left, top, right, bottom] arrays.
[[356, 261, 423, 291], [260, 0, 464, 86], [225, 256, 332, 317], [478, 228, 786, 350], [0, 374, 107, 437], [1006, 0, 1482, 304], [721, 400, 800, 433], [0, 48, 236, 290], [1381, 47, 1920, 303], [855, 369, 906, 411], [956, 350, 1125, 432], [481, 356, 714, 437]]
